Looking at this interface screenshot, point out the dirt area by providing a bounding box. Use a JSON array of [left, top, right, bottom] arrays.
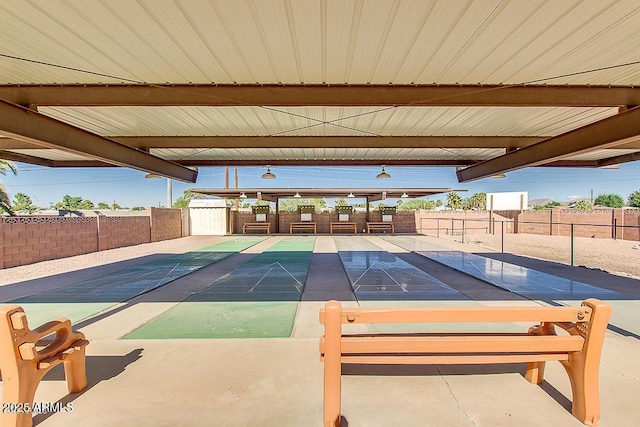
[[443, 232, 640, 279]]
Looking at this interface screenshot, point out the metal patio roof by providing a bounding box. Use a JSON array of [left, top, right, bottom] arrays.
[[190, 187, 463, 202], [1, 0, 639, 183]]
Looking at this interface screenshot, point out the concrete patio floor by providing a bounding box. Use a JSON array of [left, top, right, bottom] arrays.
[[2, 235, 639, 426]]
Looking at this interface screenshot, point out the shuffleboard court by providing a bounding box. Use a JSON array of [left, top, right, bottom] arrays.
[[333, 236, 468, 301], [416, 250, 623, 300], [5, 237, 266, 325], [124, 237, 316, 339]]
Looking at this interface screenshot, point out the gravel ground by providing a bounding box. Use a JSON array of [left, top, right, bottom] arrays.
[[446, 232, 640, 279]]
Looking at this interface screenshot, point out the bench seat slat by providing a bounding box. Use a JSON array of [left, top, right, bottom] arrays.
[[320, 306, 591, 324], [320, 335, 584, 354], [334, 353, 570, 364]]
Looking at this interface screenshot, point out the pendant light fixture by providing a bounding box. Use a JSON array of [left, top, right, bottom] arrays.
[[261, 165, 276, 179], [376, 165, 390, 179]]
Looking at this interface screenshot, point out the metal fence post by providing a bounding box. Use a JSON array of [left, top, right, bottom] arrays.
[[501, 220, 504, 253], [613, 218, 617, 240], [571, 223, 575, 266], [462, 219, 465, 243]]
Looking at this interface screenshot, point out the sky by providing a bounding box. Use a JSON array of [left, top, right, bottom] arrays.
[[2, 161, 640, 209]]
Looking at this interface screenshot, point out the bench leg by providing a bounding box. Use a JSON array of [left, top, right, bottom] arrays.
[[524, 361, 546, 384], [63, 345, 89, 393], [1, 369, 41, 427], [324, 302, 342, 427], [561, 353, 600, 426]]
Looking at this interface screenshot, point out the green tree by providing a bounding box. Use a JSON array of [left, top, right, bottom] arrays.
[[334, 198, 348, 207], [55, 195, 83, 210], [12, 193, 38, 214], [131, 206, 146, 211], [396, 198, 436, 211], [173, 189, 206, 209], [0, 160, 18, 216], [629, 190, 640, 208], [97, 202, 110, 209], [111, 202, 121, 210], [279, 198, 326, 213], [464, 192, 486, 210], [574, 200, 593, 211], [446, 192, 463, 210], [594, 193, 625, 208], [79, 199, 95, 210], [532, 201, 561, 211]]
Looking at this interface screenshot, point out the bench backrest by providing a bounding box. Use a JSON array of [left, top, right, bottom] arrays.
[[320, 299, 610, 355], [320, 304, 592, 325]]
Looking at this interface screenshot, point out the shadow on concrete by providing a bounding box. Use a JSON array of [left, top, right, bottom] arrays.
[[343, 363, 574, 416], [32, 349, 143, 425]]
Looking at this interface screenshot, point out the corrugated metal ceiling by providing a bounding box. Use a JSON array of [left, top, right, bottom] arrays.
[[39, 106, 617, 137], [1, 0, 639, 174], [2, 0, 640, 85]]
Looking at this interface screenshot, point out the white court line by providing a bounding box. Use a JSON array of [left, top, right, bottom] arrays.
[[248, 268, 273, 293], [380, 267, 408, 292], [275, 262, 303, 292], [352, 262, 377, 292]]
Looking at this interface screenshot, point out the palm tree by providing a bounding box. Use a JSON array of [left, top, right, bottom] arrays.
[[0, 160, 18, 216]]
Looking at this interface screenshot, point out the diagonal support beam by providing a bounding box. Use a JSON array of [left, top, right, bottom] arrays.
[[0, 100, 197, 182], [457, 106, 640, 182]]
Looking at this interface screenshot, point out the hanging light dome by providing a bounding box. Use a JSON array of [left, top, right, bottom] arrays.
[[347, 192, 355, 198], [261, 166, 276, 179], [401, 192, 408, 198], [376, 165, 390, 179], [239, 192, 247, 199], [293, 192, 301, 198]]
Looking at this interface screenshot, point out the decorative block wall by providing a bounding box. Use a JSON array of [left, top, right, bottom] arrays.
[[0, 217, 97, 268], [97, 216, 150, 251]]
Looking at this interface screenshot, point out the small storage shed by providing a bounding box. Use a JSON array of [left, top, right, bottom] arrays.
[[188, 199, 230, 235]]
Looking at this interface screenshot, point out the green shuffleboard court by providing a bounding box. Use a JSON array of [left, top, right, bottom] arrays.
[[124, 237, 316, 339], [6, 237, 266, 326]]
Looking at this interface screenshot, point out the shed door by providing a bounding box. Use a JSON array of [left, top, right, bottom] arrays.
[[189, 208, 226, 235]]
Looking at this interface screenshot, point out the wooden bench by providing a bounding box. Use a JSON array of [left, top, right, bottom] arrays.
[[290, 222, 316, 234], [242, 222, 270, 234], [320, 299, 611, 427], [330, 222, 357, 234], [366, 221, 394, 233], [1, 305, 89, 427]]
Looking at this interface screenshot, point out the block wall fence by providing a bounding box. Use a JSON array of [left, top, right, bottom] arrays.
[[0, 208, 185, 269], [415, 208, 640, 241]]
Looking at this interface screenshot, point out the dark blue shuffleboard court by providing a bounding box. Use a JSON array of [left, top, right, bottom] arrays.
[[417, 250, 624, 300], [333, 237, 468, 301]]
